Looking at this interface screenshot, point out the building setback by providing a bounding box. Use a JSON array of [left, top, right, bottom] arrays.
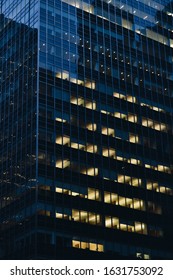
[[0, 0, 173, 259]]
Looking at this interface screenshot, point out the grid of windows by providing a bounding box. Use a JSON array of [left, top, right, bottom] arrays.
[[0, 0, 173, 260]]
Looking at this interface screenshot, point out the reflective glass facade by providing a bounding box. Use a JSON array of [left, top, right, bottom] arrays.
[[0, 0, 173, 259]]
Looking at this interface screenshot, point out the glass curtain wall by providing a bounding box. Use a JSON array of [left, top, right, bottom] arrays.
[[37, 0, 173, 259], [0, 0, 173, 259], [0, 0, 39, 258]]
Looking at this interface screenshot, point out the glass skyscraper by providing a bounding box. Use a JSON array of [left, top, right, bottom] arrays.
[[0, 0, 173, 259]]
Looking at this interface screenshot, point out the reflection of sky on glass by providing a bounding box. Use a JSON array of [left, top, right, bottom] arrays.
[[1, 0, 39, 27], [62, 0, 172, 29]]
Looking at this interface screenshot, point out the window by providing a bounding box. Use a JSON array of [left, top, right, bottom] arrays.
[[72, 209, 101, 225], [129, 133, 139, 144], [72, 240, 104, 252]]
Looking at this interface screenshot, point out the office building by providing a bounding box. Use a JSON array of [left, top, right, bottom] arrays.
[[0, 0, 173, 259]]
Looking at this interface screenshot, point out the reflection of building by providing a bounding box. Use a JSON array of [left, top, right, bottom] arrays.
[[0, 0, 173, 260]]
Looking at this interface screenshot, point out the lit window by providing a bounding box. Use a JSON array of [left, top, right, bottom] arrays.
[[56, 159, 70, 168], [102, 147, 116, 159], [88, 188, 101, 201], [129, 158, 141, 165], [56, 213, 70, 220], [129, 133, 139, 143], [104, 192, 118, 204], [122, 18, 133, 30], [85, 80, 95, 89], [135, 222, 147, 235], [55, 117, 66, 123], [86, 123, 97, 131], [115, 112, 127, 120], [71, 97, 96, 110], [127, 95, 137, 103], [72, 209, 101, 225], [81, 167, 98, 176], [56, 136, 70, 145], [85, 144, 98, 153], [102, 127, 115, 137], [128, 114, 137, 123], [130, 178, 141, 187], [72, 240, 104, 252], [105, 216, 119, 229]]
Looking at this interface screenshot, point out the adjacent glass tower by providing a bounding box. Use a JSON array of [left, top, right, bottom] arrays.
[[0, 0, 173, 259]]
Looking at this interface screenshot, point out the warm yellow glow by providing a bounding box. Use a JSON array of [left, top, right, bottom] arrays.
[[102, 127, 108, 135], [119, 196, 128, 206], [105, 216, 119, 228], [160, 186, 173, 195], [56, 72, 69, 80], [70, 97, 83, 105], [56, 187, 63, 193], [70, 78, 84, 85], [141, 103, 165, 113], [86, 123, 97, 131], [113, 92, 137, 104], [72, 240, 104, 252], [56, 213, 70, 220], [69, 141, 98, 153], [88, 188, 100, 201], [128, 114, 138, 123], [124, 175, 131, 184], [56, 71, 95, 89], [158, 165, 171, 173], [104, 192, 118, 204], [85, 100, 96, 110], [56, 136, 70, 145], [117, 156, 124, 161], [71, 97, 96, 110], [86, 144, 97, 153], [104, 190, 145, 211], [146, 29, 168, 45], [142, 117, 168, 132], [101, 110, 107, 114], [126, 95, 137, 103], [102, 127, 115, 137], [56, 159, 70, 168], [72, 209, 100, 225], [135, 222, 147, 234], [130, 178, 141, 187], [62, 0, 94, 13], [85, 80, 95, 89], [118, 221, 148, 234], [55, 117, 66, 123], [56, 187, 87, 198], [120, 223, 134, 232], [114, 112, 127, 120], [122, 19, 133, 30], [129, 133, 139, 143], [146, 181, 159, 192], [129, 158, 141, 165], [113, 92, 125, 99], [56, 213, 63, 219], [117, 174, 142, 187], [102, 148, 116, 159], [81, 167, 98, 176]]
